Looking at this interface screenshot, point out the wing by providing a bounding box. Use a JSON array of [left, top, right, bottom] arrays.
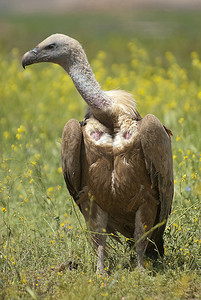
[[61, 119, 82, 202], [139, 114, 174, 224]]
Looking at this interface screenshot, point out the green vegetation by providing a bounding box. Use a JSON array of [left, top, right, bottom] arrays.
[[0, 11, 201, 299]]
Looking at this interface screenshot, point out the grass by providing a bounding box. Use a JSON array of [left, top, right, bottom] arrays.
[[0, 10, 201, 299]]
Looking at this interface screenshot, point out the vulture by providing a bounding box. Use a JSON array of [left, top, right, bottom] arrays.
[[22, 34, 174, 272]]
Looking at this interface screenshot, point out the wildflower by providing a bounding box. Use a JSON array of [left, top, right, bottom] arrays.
[[2, 207, 7, 213], [29, 178, 34, 184], [11, 257, 15, 265], [11, 144, 17, 151], [187, 150, 191, 156], [16, 133, 21, 140], [185, 187, 191, 193], [17, 125, 25, 133], [191, 173, 197, 179], [178, 117, 184, 124], [57, 167, 62, 174], [47, 187, 54, 196], [3, 131, 9, 139], [182, 174, 187, 182]]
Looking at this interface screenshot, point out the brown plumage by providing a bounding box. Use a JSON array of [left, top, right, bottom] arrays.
[[22, 34, 174, 272]]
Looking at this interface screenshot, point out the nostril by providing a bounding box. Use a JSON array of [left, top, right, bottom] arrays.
[[31, 47, 39, 55]]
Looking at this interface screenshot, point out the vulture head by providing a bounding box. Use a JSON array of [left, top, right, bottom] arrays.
[[22, 34, 82, 71], [22, 33, 113, 124]]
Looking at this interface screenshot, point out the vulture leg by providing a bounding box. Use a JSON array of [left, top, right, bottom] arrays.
[[80, 200, 108, 273], [134, 201, 158, 268]]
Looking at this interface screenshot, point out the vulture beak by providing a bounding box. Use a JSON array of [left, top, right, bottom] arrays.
[[22, 47, 39, 69]]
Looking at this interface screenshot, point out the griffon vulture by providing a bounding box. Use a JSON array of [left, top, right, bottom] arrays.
[[22, 34, 174, 272]]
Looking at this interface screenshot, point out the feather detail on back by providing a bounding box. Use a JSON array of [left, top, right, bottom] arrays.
[[105, 90, 141, 120]]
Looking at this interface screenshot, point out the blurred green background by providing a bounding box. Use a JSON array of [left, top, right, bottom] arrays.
[[1, 8, 201, 69]]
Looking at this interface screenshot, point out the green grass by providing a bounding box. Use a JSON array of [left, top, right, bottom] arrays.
[[0, 11, 201, 299]]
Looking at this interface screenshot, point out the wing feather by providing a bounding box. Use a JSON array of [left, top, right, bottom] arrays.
[[61, 119, 82, 201], [139, 114, 174, 224]]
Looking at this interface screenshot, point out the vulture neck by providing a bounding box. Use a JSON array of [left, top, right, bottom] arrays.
[[64, 49, 111, 112]]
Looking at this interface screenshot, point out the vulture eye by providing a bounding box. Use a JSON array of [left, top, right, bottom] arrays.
[[45, 43, 56, 50]]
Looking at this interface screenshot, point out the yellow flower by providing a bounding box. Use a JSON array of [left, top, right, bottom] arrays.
[[16, 133, 21, 140], [182, 174, 187, 182], [187, 150, 191, 156], [47, 187, 54, 196], [57, 167, 62, 174], [2, 207, 7, 213], [178, 117, 184, 124], [17, 125, 25, 133], [191, 173, 197, 179], [3, 131, 9, 139], [11, 144, 17, 151], [198, 91, 201, 100]]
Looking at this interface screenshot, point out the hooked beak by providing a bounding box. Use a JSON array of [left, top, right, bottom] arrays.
[[22, 47, 39, 69]]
